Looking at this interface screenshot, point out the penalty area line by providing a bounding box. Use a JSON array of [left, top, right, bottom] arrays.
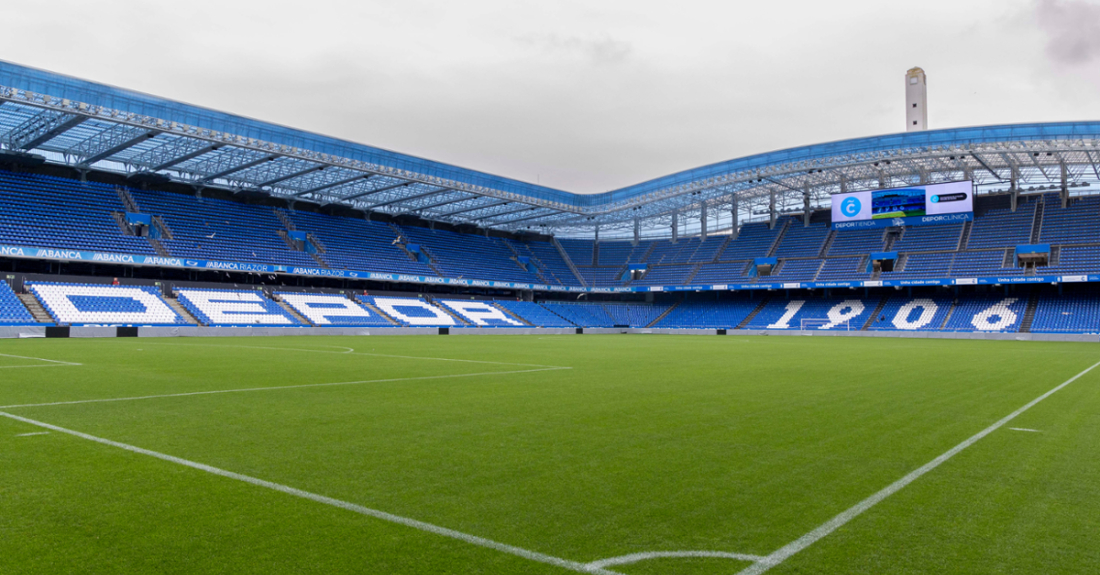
[[586, 550, 766, 569], [0, 410, 619, 575], [0, 352, 82, 368], [0, 367, 572, 410], [735, 357, 1100, 575]]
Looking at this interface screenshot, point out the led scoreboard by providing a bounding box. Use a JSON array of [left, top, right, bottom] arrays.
[[831, 180, 973, 229]]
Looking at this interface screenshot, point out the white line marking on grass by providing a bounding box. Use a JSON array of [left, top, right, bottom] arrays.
[[14, 431, 50, 437], [0, 410, 620, 575], [143, 342, 567, 369], [0, 353, 82, 368], [586, 550, 766, 569], [0, 367, 572, 410], [735, 358, 1100, 575], [1009, 427, 1043, 433]]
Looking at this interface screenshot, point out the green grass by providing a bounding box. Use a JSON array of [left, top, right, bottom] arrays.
[[1, 335, 1098, 574]]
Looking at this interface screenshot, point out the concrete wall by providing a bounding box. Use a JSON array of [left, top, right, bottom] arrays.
[[0, 325, 1094, 342]]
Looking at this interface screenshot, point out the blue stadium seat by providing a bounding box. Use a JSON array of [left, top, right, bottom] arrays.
[[0, 280, 37, 325]]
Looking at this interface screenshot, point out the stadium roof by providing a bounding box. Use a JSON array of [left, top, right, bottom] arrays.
[[3, 60, 1100, 238]]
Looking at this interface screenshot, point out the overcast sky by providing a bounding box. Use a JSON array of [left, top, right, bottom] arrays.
[[1, 0, 1097, 193]]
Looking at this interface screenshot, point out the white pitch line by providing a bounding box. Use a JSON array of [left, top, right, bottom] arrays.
[[1009, 427, 1043, 433], [0, 364, 83, 369], [0, 352, 82, 367], [0, 367, 571, 410], [735, 358, 1100, 575], [142, 342, 568, 369], [14, 431, 50, 437], [586, 550, 766, 569], [0, 410, 619, 575]]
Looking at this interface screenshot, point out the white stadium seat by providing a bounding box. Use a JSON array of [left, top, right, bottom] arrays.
[[439, 300, 523, 326], [177, 289, 295, 326], [370, 297, 455, 326], [29, 283, 183, 325], [277, 293, 386, 325]]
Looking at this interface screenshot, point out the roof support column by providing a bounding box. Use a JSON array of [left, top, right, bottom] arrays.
[[769, 189, 776, 230], [700, 202, 708, 241], [1010, 164, 1020, 212], [730, 195, 739, 239], [802, 185, 811, 227], [839, 174, 848, 194], [633, 217, 640, 245], [1061, 161, 1069, 208], [671, 211, 678, 244]]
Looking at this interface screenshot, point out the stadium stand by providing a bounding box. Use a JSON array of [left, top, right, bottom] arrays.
[[281, 210, 433, 275], [866, 296, 954, 331], [494, 301, 576, 327], [0, 171, 156, 255], [539, 302, 615, 327], [773, 222, 829, 258], [504, 239, 582, 287], [720, 222, 784, 261], [828, 228, 884, 256], [400, 227, 538, 283], [771, 259, 823, 282], [634, 265, 694, 286], [1040, 196, 1100, 245], [559, 239, 593, 266], [940, 295, 1027, 332], [358, 296, 459, 326], [966, 202, 1034, 249], [601, 302, 670, 327], [176, 288, 301, 326], [438, 299, 527, 326], [131, 189, 316, 266], [1029, 288, 1100, 334], [891, 223, 963, 253], [880, 253, 955, 280], [655, 297, 761, 328], [275, 292, 393, 326], [745, 297, 873, 330], [0, 280, 40, 325], [691, 261, 751, 283], [28, 282, 187, 325]]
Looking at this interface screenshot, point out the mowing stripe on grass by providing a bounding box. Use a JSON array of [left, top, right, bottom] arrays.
[[0, 409, 622, 575], [142, 342, 569, 369], [0, 367, 572, 410], [736, 358, 1100, 575], [586, 550, 766, 569]]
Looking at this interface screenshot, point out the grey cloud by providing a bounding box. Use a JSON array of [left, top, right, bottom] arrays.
[[519, 33, 633, 65], [1036, 0, 1100, 65]]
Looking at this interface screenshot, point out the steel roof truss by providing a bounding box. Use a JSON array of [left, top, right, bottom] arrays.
[[69, 125, 160, 166], [3, 108, 86, 150]]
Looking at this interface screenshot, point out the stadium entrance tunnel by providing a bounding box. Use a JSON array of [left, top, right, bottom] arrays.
[[867, 251, 898, 273]]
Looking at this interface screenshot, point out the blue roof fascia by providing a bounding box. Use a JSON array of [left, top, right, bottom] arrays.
[[4, 61, 1100, 211], [585, 121, 1100, 206], [0, 60, 579, 206]]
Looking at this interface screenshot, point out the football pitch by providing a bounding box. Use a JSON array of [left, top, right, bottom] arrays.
[[2, 335, 1098, 574]]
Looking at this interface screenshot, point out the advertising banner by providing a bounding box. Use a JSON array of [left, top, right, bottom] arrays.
[[831, 181, 973, 229]]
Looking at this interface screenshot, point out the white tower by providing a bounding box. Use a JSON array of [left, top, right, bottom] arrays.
[[906, 67, 927, 131]]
